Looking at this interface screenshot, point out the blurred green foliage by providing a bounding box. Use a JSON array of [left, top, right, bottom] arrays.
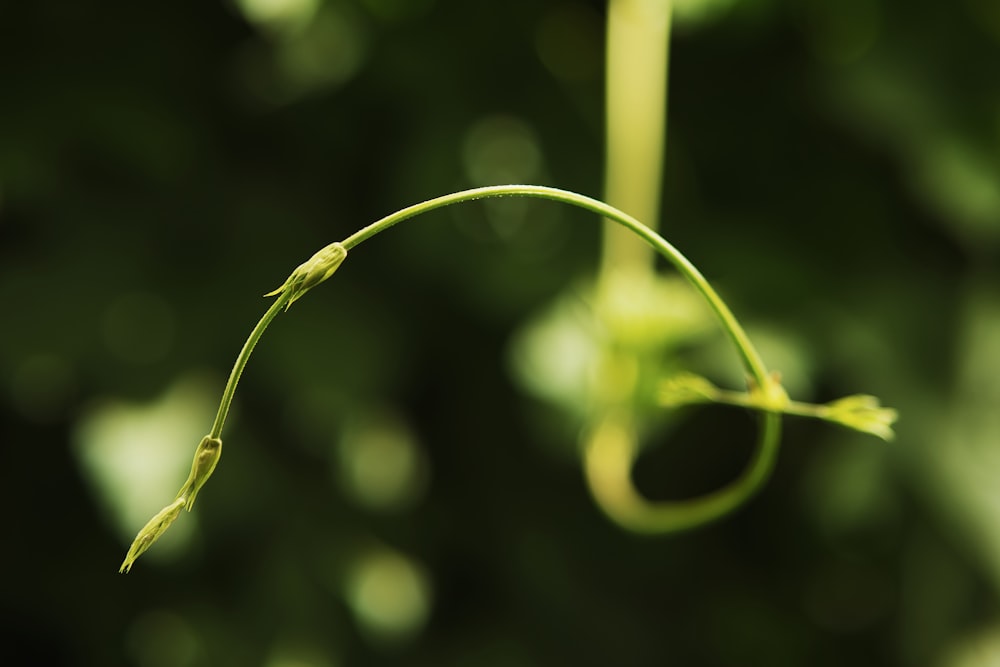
[[1, 0, 998, 665]]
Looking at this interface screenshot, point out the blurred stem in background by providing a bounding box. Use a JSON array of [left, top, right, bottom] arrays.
[[587, 0, 738, 531], [579, 0, 898, 532], [511, 0, 794, 533], [600, 0, 671, 281]]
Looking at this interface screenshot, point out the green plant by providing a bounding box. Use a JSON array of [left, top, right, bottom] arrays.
[[119, 184, 897, 572]]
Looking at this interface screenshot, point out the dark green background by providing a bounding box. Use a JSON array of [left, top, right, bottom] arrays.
[[2, 0, 999, 665]]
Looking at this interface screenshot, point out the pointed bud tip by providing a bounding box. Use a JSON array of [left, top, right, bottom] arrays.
[[265, 242, 348, 309], [117, 497, 186, 574], [823, 395, 898, 441]]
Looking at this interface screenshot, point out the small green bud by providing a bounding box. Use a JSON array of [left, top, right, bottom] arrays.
[[820, 394, 898, 441], [658, 372, 720, 408], [265, 241, 347, 309], [178, 435, 223, 511], [119, 497, 185, 573], [119, 435, 223, 572]]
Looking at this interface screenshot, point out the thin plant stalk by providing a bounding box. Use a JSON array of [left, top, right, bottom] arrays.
[[210, 292, 290, 439], [122, 184, 786, 572], [208, 185, 772, 444], [602, 0, 673, 277]]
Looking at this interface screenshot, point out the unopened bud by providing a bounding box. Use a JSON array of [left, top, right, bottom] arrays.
[[820, 394, 898, 441], [119, 497, 186, 573], [179, 435, 223, 511], [265, 242, 347, 309]]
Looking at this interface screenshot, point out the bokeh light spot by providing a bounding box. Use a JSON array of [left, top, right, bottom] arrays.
[[265, 640, 338, 667], [914, 136, 1000, 246], [941, 622, 1000, 667], [673, 0, 741, 27], [509, 290, 602, 421], [344, 548, 432, 646], [462, 115, 543, 187], [234, 0, 320, 35], [925, 288, 1000, 594], [234, 2, 369, 105], [461, 115, 547, 240], [72, 374, 220, 559], [335, 409, 428, 512], [277, 7, 368, 93]]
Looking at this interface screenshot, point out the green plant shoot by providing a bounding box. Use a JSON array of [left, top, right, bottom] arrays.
[[119, 184, 897, 572]]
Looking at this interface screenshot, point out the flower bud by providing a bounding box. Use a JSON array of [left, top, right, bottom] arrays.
[[119, 497, 185, 573], [118, 435, 223, 572], [265, 242, 347, 309], [179, 435, 223, 511], [820, 394, 898, 441]]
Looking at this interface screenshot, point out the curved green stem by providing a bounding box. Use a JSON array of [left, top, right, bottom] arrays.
[[124, 184, 784, 572], [342, 185, 770, 385], [213, 184, 773, 441], [207, 185, 779, 536], [210, 290, 291, 438], [337, 184, 781, 534], [585, 409, 781, 533]]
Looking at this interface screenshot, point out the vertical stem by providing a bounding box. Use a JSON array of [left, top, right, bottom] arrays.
[[602, 0, 672, 279]]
